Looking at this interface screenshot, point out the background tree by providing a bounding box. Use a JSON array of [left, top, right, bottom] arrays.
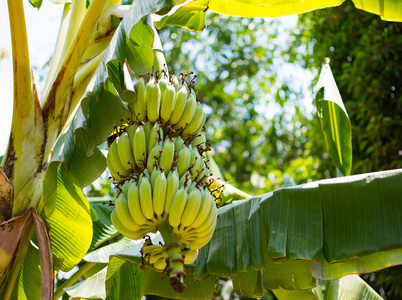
[[159, 13, 334, 195]]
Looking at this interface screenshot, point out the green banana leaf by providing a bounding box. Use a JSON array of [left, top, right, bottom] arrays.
[[272, 274, 382, 299], [62, 169, 399, 299], [315, 60, 352, 176], [208, 0, 402, 21], [155, 0, 209, 32], [89, 199, 118, 251]]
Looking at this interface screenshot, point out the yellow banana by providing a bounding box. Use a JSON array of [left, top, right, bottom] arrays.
[[168, 187, 188, 228], [134, 77, 146, 121], [169, 85, 188, 125], [110, 209, 145, 240], [142, 244, 164, 258], [114, 193, 143, 232], [127, 180, 149, 225], [139, 176, 154, 219], [133, 125, 147, 169], [147, 143, 162, 173], [180, 188, 201, 228], [146, 77, 161, 122], [176, 146, 191, 178], [182, 249, 198, 265], [153, 170, 167, 217], [181, 102, 205, 136], [108, 140, 130, 178], [186, 204, 216, 236], [164, 169, 180, 215], [160, 82, 176, 126], [153, 257, 167, 270], [172, 91, 197, 132], [148, 122, 163, 156], [159, 138, 175, 174], [117, 132, 136, 172]]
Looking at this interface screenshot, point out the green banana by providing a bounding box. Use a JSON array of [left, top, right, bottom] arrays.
[[188, 188, 214, 229], [159, 138, 175, 174], [146, 77, 161, 122], [158, 74, 168, 100], [174, 136, 185, 153], [168, 187, 188, 228], [176, 146, 191, 177], [107, 153, 124, 181], [139, 176, 154, 220], [151, 166, 160, 188], [181, 102, 205, 136], [108, 140, 130, 178], [110, 209, 144, 240], [133, 125, 147, 169], [148, 122, 163, 156], [153, 170, 167, 217], [172, 91, 197, 132], [180, 188, 201, 228], [160, 82, 176, 126], [134, 77, 147, 121], [143, 121, 152, 153], [127, 122, 139, 144], [164, 169, 180, 215], [191, 132, 206, 152], [114, 193, 142, 232], [127, 180, 149, 225], [169, 85, 188, 125], [116, 132, 136, 172], [147, 143, 163, 173]]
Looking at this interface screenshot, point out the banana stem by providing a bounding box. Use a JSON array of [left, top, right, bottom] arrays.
[[53, 262, 97, 299], [150, 20, 167, 77], [157, 221, 175, 245]]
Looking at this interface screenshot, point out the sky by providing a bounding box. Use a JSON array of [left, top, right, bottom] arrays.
[[0, 1, 63, 155]]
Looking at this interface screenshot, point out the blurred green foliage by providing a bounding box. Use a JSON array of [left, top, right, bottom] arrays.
[[159, 13, 333, 195]]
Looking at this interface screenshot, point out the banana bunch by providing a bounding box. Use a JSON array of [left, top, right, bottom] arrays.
[[107, 122, 209, 184], [128, 73, 206, 138], [110, 166, 217, 292], [142, 244, 198, 271], [107, 70, 217, 294]]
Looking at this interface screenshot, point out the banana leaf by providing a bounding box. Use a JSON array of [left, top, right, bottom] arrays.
[[62, 169, 400, 299]]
